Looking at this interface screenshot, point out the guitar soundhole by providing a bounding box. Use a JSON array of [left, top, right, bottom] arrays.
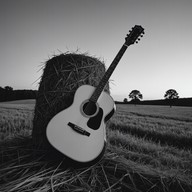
[[82, 100, 99, 117]]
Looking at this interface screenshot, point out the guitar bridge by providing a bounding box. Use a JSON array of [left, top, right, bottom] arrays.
[[68, 122, 90, 137]]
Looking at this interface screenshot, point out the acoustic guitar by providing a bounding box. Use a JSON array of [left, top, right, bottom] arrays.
[[46, 25, 144, 165]]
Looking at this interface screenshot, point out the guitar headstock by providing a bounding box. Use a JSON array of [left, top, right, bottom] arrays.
[[125, 25, 145, 46]]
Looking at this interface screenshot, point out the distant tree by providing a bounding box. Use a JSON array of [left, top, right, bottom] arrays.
[[164, 89, 179, 99], [164, 89, 179, 107], [0, 86, 4, 92], [0, 86, 6, 101], [123, 98, 128, 103], [129, 90, 143, 104], [2, 86, 13, 100], [4, 86, 13, 91]]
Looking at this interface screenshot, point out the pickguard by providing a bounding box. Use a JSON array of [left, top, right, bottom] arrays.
[[87, 107, 103, 130]]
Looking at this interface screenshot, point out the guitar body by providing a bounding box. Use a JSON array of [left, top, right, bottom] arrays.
[[46, 85, 115, 163]]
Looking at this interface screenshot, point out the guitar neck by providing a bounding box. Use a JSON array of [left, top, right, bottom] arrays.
[[90, 43, 128, 103]]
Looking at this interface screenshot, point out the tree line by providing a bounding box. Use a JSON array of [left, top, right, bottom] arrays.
[[123, 89, 192, 107], [0, 86, 37, 102], [0, 86, 191, 107], [124, 89, 178, 102]]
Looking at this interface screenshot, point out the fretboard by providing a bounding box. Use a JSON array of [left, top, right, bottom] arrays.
[[89, 43, 128, 103]]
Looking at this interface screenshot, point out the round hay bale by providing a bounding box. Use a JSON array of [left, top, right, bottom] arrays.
[[32, 53, 109, 148]]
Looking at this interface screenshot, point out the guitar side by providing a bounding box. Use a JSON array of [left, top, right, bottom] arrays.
[[46, 85, 115, 163]]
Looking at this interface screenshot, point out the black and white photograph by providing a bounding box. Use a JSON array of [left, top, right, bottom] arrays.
[[0, 0, 192, 191]]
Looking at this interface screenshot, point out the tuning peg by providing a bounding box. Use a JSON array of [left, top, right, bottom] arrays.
[[137, 38, 140, 41]]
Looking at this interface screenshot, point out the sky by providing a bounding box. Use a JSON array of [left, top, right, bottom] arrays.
[[0, 0, 192, 101]]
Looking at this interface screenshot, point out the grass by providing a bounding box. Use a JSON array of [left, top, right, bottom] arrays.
[[110, 105, 192, 149], [0, 101, 34, 140], [0, 101, 192, 191]]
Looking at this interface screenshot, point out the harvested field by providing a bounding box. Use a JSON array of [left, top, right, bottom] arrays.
[[0, 101, 192, 191]]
